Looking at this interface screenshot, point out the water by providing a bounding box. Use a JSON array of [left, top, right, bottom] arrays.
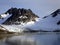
[[0, 32, 60, 45]]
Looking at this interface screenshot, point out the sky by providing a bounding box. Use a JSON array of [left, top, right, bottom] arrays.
[[0, 0, 60, 17]]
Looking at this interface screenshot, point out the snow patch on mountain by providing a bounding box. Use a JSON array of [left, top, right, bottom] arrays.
[[1, 13, 9, 18], [0, 13, 12, 24]]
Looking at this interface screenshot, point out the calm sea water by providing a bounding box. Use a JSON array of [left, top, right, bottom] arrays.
[[0, 32, 60, 45]]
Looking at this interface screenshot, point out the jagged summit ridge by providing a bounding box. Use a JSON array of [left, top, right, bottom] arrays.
[[0, 7, 39, 25]]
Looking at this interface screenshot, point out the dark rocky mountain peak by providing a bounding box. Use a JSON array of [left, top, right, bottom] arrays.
[[2, 7, 39, 25]]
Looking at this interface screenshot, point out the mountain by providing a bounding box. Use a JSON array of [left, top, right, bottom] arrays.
[[0, 8, 39, 33], [25, 9, 60, 31], [0, 8, 60, 33], [0, 7, 39, 25]]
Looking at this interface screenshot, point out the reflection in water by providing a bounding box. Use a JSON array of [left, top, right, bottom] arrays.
[[0, 32, 60, 45], [6, 36, 36, 45]]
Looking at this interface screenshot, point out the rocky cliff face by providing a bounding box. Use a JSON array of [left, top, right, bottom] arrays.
[[1, 8, 39, 25]]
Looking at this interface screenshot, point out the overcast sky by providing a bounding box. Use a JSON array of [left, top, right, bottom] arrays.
[[0, 0, 60, 17]]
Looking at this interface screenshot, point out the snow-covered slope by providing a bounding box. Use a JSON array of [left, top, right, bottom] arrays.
[[24, 9, 60, 31]]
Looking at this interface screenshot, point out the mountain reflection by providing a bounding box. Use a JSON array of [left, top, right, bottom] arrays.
[[0, 32, 60, 45]]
